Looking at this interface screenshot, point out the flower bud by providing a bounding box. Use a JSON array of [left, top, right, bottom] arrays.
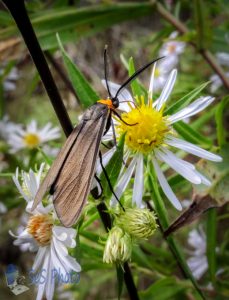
[[116, 208, 157, 239], [103, 226, 132, 264]]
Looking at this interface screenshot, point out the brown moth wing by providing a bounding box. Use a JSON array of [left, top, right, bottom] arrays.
[[32, 123, 84, 211], [53, 104, 109, 227], [32, 103, 108, 216]]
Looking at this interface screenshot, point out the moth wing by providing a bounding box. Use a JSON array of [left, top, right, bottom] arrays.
[[53, 109, 109, 227], [32, 123, 84, 211]]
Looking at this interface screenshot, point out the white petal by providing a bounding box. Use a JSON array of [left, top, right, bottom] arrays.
[[33, 247, 48, 271], [102, 131, 113, 142], [156, 69, 177, 111], [12, 168, 30, 202], [110, 156, 137, 206], [132, 154, 144, 207], [148, 63, 157, 101], [168, 96, 215, 124], [50, 242, 67, 273], [216, 52, 229, 67], [166, 136, 222, 162], [152, 158, 182, 210], [210, 74, 222, 93], [53, 237, 81, 272], [194, 170, 211, 186], [156, 149, 201, 184], [46, 255, 55, 300], [53, 226, 77, 248], [187, 256, 208, 280], [36, 277, 46, 300]]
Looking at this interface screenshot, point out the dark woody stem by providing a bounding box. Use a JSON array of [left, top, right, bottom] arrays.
[[2, 1, 139, 299], [2, 0, 73, 137], [156, 2, 229, 91]]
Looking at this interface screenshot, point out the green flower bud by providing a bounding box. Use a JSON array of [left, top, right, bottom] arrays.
[[103, 226, 132, 264], [116, 208, 158, 239]]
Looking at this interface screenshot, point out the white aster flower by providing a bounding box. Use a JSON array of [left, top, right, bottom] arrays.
[[216, 52, 229, 67], [102, 68, 222, 210], [159, 31, 186, 57], [0, 201, 7, 214], [187, 227, 208, 280], [10, 164, 81, 300], [0, 115, 20, 141], [7, 120, 60, 153], [0, 66, 19, 92], [209, 72, 229, 93], [209, 51, 229, 92]]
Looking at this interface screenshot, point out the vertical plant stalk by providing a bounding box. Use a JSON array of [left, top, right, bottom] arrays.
[[156, 2, 229, 91], [2, 1, 139, 299], [148, 168, 206, 300], [2, 0, 73, 137]]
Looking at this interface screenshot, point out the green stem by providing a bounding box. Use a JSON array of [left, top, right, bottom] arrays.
[[148, 167, 206, 300]]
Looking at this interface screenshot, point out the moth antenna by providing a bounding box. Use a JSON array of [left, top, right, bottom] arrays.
[[104, 45, 112, 99], [114, 56, 165, 99]]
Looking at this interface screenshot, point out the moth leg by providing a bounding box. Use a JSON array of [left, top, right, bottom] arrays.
[[111, 118, 117, 148], [111, 109, 138, 126], [99, 151, 125, 211], [101, 142, 111, 149], [91, 174, 103, 199]]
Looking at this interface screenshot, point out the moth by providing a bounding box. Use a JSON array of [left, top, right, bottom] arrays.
[[32, 50, 162, 227]]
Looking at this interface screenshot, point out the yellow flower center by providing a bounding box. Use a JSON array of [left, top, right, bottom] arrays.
[[168, 44, 176, 53], [116, 98, 169, 154], [23, 133, 40, 148], [27, 214, 53, 246]]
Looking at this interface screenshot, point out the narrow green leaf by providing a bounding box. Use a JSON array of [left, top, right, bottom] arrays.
[[140, 277, 187, 300], [165, 81, 210, 116], [57, 34, 99, 108], [100, 134, 125, 199], [174, 121, 212, 146], [120, 54, 147, 101], [80, 230, 101, 243], [193, 0, 212, 50], [1, 3, 157, 49], [148, 164, 169, 229], [80, 242, 103, 258], [132, 245, 155, 270], [215, 96, 229, 147], [128, 57, 146, 99], [81, 211, 99, 230]]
